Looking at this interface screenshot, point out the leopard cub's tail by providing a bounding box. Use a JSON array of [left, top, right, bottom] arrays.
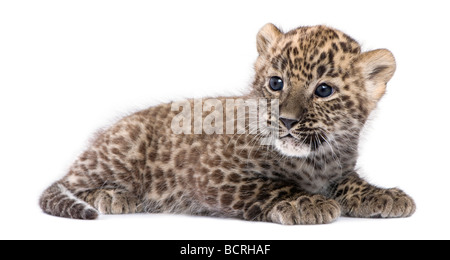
[[39, 182, 98, 220]]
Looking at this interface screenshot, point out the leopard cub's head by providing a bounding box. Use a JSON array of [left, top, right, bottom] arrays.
[[252, 24, 396, 157]]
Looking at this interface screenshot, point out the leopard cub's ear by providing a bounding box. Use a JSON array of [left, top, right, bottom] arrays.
[[356, 49, 396, 104], [256, 23, 282, 55]]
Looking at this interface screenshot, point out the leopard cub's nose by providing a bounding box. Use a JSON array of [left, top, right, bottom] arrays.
[[279, 117, 299, 130]]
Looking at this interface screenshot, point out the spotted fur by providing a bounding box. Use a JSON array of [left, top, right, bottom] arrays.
[[39, 24, 415, 224]]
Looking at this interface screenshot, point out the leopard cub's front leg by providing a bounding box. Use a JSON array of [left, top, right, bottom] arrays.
[[329, 172, 416, 218]]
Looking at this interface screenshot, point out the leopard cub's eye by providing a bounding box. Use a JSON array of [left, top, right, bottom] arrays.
[[315, 83, 334, 98], [269, 76, 284, 91]]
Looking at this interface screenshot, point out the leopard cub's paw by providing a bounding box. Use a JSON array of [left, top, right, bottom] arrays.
[[363, 188, 416, 218], [384, 188, 416, 218], [269, 195, 341, 225]]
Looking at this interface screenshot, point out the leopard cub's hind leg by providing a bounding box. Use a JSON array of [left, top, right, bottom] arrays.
[[76, 189, 142, 215]]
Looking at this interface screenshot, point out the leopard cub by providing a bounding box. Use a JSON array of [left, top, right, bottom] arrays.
[[40, 24, 415, 224]]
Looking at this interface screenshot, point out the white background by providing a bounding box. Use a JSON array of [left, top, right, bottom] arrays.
[[1, 0, 449, 240]]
